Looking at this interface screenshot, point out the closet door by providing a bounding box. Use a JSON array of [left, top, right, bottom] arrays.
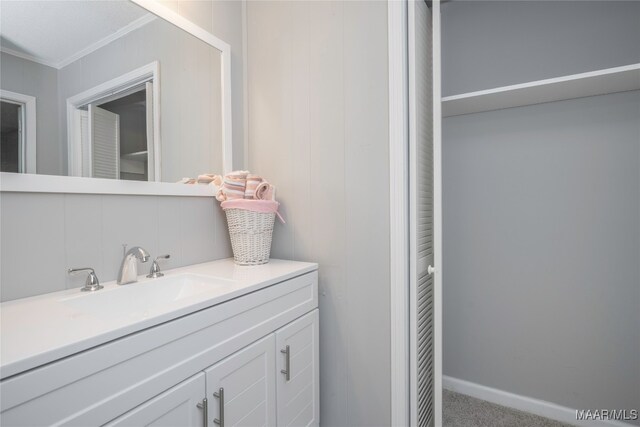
[[205, 335, 276, 427], [89, 104, 120, 179], [408, 0, 439, 426]]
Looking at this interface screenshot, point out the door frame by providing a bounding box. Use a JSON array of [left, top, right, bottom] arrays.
[[1, 89, 37, 174], [432, 2, 443, 425], [388, 0, 442, 425], [66, 61, 160, 181], [388, 0, 410, 425]]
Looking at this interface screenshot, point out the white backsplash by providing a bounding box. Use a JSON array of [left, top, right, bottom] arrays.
[[0, 192, 231, 301]]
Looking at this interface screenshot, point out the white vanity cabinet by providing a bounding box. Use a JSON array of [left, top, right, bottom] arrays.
[[106, 374, 207, 427], [200, 310, 320, 427], [107, 312, 319, 427], [0, 265, 318, 427], [275, 311, 320, 427], [205, 335, 277, 427]]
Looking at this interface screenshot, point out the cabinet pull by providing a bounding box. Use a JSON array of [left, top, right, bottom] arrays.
[[280, 345, 291, 381], [213, 387, 224, 426], [196, 398, 208, 427]]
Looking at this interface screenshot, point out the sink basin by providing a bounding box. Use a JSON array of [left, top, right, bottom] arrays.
[[59, 274, 234, 319]]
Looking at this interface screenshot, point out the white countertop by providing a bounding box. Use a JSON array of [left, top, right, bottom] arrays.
[[0, 258, 317, 379]]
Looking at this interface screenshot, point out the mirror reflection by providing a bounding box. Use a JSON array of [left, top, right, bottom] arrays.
[[0, 1, 224, 182]]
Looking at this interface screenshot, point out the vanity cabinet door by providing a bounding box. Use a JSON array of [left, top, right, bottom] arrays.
[[205, 335, 277, 427], [105, 373, 206, 427], [275, 310, 319, 427]]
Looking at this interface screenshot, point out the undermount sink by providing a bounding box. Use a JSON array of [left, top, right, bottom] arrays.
[[59, 274, 234, 319]]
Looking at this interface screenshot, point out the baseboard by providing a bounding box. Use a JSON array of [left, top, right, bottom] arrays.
[[443, 376, 637, 427]]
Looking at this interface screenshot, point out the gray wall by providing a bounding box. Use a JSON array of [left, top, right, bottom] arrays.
[[442, 0, 640, 418], [0, 192, 231, 301], [245, 2, 391, 426], [442, 0, 640, 96], [443, 91, 640, 416], [0, 52, 61, 175]]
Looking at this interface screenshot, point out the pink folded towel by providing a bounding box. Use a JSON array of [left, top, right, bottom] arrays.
[[227, 171, 250, 180], [215, 171, 278, 203], [245, 175, 263, 199], [222, 176, 246, 200]]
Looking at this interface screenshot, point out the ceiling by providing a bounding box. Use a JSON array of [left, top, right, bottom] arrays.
[[0, 1, 154, 69]]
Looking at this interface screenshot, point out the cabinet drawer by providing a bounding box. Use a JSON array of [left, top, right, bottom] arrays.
[[105, 373, 206, 427], [1, 271, 317, 426]]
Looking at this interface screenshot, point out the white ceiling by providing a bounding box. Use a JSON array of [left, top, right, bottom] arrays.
[[0, 1, 154, 69]]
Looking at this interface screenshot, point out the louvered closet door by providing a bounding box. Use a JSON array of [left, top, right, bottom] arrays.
[[409, 0, 435, 426], [89, 104, 120, 179]]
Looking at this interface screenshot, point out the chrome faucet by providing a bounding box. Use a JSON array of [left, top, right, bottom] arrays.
[[147, 254, 170, 278], [117, 246, 150, 285], [68, 267, 103, 292]]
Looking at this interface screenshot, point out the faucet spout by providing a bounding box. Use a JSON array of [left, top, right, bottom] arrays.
[[117, 246, 150, 285]]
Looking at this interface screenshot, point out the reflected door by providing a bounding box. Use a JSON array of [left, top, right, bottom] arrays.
[[88, 104, 120, 179]]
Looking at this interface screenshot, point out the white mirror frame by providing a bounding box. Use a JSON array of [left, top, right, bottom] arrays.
[[0, 0, 232, 197]]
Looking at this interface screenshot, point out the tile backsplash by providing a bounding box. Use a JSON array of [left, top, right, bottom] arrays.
[[0, 192, 231, 301]]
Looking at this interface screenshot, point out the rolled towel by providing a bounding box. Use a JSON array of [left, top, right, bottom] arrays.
[[254, 181, 271, 200], [245, 175, 263, 199]]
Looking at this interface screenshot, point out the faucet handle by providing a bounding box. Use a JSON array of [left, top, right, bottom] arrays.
[[68, 268, 103, 292], [147, 255, 170, 279]]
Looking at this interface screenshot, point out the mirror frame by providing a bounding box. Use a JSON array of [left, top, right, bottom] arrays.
[[0, 0, 232, 197]]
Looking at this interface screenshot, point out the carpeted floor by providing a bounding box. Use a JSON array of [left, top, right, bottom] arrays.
[[443, 390, 573, 427]]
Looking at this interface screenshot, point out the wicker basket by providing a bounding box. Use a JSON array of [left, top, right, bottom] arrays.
[[224, 208, 276, 265]]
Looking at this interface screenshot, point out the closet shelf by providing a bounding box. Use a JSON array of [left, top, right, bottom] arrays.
[[121, 150, 148, 161], [442, 63, 640, 117]]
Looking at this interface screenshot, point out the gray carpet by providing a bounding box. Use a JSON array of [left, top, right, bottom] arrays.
[[443, 390, 573, 427]]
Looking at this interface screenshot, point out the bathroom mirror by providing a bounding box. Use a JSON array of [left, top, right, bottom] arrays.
[[0, 0, 231, 192]]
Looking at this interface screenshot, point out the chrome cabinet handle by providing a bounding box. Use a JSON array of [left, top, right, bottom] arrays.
[[213, 387, 224, 426], [196, 398, 208, 427], [281, 345, 291, 381]]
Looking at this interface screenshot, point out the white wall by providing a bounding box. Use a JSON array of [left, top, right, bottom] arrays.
[[245, 2, 391, 425], [0, 52, 61, 175], [442, 1, 640, 421]]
